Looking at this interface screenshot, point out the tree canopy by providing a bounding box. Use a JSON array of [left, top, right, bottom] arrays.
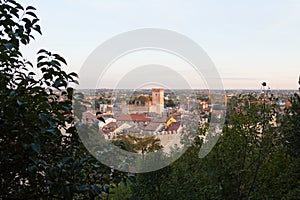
[[0, 1, 125, 199]]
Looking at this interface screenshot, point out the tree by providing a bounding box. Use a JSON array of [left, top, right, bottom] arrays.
[[115, 134, 162, 156], [0, 1, 124, 198], [129, 166, 171, 200], [112, 134, 167, 199], [283, 93, 300, 157], [165, 99, 175, 107], [192, 94, 293, 199], [279, 93, 300, 199], [128, 93, 296, 199]]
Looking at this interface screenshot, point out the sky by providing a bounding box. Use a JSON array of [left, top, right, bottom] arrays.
[[18, 0, 300, 90]]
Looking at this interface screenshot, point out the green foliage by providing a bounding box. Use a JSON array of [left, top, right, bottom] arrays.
[[164, 99, 175, 107], [0, 1, 124, 198], [279, 93, 300, 199], [283, 94, 300, 157], [128, 95, 150, 105], [109, 182, 132, 200], [115, 134, 162, 155], [198, 100, 287, 199], [124, 94, 300, 199]]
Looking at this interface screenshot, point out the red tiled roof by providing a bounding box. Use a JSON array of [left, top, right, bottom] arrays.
[[116, 114, 151, 122]]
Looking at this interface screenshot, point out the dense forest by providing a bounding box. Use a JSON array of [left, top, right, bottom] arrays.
[[1, 1, 299, 199]]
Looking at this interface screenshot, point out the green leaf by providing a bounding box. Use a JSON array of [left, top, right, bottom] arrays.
[[61, 157, 71, 165], [37, 49, 48, 54], [73, 80, 79, 85], [66, 88, 74, 100], [26, 60, 33, 67], [37, 55, 47, 62], [37, 61, 49, 68], [39, 113, 48, 123], [53, 54, 67, 65], [9, 90, 16, 96], [26, 11, 37, 18], [102, 185, 109, 194], [32, 18, 39, 25], [28, 165, 37, 173], [17, 99, 24, 106], [92, 185, 102, 194], [29, 156, 39, 164], [46, 128, 58, 136], [22, 17, 31, 26], [31, 143, 41, 153], [21, 38, 27, 45], [68, 72, 78, 78], [53, 78, 67, 88], [4, 43, 14, 50], [77, 185, 89, 192], [11, 1, 24, 10], [33, 24, 42, 35], [50, 60, 61, 67], [26, 6, 37, 10]]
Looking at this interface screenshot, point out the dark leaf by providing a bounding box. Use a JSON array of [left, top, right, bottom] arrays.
[[68, 72, 78, 78], [28, 72, 35, 76], [53, 53, 67, 65], [17, 99, 24, 106], [37, 55, 47, 62], [26, 61, 33, 67], [102, 185, 109, 194], [26, 11, 37, 18], [92, 185, 102, 194], [32, 18, 39, 25], [39, 113, 48, 123], [31, 143, 41, 153], [26, 6, 37, 11], [37, 49, 48, 54], [4, 43, 14, 50], [54, 78, 63, 88]]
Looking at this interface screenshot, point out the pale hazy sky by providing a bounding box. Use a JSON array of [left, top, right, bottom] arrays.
[[19, 0, 300, 89]]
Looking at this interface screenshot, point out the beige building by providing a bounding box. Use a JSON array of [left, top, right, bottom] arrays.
[[122, 88, 165, 115], [150, 88, 164, 114]]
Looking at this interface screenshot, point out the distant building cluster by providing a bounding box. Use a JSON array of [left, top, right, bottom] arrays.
[[82, 111, 184, 140], [80, 88, 197, 141], [76, 87, 295, 146]]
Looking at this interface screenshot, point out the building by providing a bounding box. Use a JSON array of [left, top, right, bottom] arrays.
[[122, 88, 165, 115], [116, 113, 151, 124], [150, 88, 164, 114]]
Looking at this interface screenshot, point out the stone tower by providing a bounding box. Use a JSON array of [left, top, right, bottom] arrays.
[[151, 88, 164, 114]]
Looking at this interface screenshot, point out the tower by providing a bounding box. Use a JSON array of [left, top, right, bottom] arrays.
[[151, 88, 164, 114]]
